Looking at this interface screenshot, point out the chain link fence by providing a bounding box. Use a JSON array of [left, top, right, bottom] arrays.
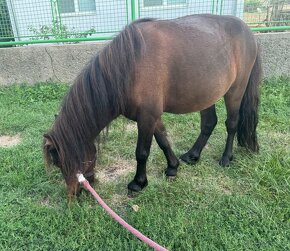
[[245, 0, 290, 28], [1, 0, 290, 46]]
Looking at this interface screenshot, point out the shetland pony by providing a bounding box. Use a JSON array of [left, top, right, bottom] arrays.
[[43, 14, 261, 196]]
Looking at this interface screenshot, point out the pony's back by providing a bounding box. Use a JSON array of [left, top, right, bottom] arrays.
[[131, 14, 258, 114]]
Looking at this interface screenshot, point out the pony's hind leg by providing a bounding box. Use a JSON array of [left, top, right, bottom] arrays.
[[219, 90, 243, 167], [180, 105, 217, 165], [154, 118, 179, 176], [128, 113, 156, 192]]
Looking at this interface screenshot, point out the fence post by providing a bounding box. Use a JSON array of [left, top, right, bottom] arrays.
[[50, 0, 63, 39], [55, 0, 63, 38], [216, 0, 219, 14], [51, 0, 57, 36], [131, 0, 136, 21], [220, 0, 223, 15], [211, 0, 223, 15]]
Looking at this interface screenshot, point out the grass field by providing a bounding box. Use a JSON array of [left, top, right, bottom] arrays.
[[0, 77, 289, 250]]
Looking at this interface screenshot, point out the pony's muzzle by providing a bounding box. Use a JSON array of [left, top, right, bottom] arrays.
[[67, 173, 95, 198], [67, 179, 82, 198]]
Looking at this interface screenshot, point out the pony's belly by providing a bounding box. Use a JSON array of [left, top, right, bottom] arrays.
[[165, 102, 214, 114], [164, 90, 224, 114]]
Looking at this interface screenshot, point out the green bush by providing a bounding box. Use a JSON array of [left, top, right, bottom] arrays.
[[28, 20, 96, 41]]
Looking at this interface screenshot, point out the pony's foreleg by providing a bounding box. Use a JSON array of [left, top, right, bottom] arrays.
[[154, 119, 179, 176], [128, 114, 156, 192], [180, 105, 217, 164]]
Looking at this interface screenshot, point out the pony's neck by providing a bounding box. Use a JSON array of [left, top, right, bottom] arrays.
[[94, 113, 119, 138]]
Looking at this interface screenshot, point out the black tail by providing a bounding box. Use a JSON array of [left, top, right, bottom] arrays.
[[237, 48, 262, 152]]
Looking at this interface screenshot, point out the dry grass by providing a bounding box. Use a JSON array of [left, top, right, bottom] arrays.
[[0, 134, 21, 148]]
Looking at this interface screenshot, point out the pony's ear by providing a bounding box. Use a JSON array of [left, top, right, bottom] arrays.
[[43, 134, 53, 148], [43, 134, 53, 167]]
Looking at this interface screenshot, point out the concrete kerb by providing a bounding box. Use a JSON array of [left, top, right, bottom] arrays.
[[255, 32, 290, 78], [0, 42, 106, 86], [0, 32, 289, 86]]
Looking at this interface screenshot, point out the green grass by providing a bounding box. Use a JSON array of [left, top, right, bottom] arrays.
[[0, 78, 289, 250]]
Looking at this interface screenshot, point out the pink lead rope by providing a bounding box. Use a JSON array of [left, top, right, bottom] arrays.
[[77, 174, 169, 251]]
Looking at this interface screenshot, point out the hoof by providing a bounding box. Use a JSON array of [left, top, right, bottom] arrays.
[[180, 153, 199, 165], [219, 155, 233, 167], [165, 167, 178, 177], [166, 176, 176, 182], [127, 190, 139, 198], [128, 179, 148, 192]]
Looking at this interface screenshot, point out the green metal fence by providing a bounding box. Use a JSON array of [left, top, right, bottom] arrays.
[[0, 0, 290, 46]]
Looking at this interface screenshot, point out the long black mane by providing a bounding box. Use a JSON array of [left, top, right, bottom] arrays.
[[44, 19, 154, 181]]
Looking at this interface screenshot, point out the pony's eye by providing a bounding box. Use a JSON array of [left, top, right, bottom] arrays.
[[49, 148, 60, 166]]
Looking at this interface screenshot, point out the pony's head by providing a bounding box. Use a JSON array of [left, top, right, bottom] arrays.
[[43, 132, 96, 197], [42, 19, 149, 197]]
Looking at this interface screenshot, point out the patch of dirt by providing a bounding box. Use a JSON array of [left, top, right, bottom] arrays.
[[187, 174, 234, 195], [125, 123, 137, 132], [110, 194, 129, 206], [96, 159, 135, 183], [269, 131, 290, 140], [0, 135, 21, 148], [218, 179, 233, 195], [40, 197, 51, 207]]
